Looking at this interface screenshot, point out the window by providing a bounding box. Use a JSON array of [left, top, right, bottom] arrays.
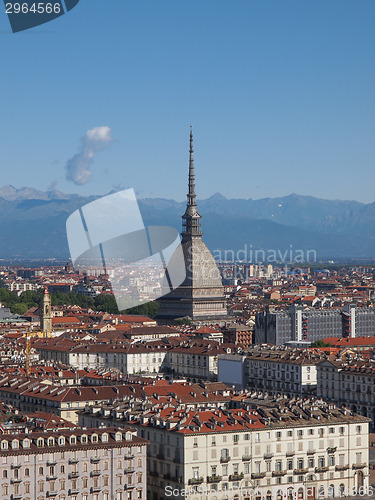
[[255, 433, 260, 443], [39, 466, 44, 475], [329, 427, 334, 434], [339, 427, 344, 435], [233, 435, 239, 443], [244, 434, 249, 440], [356, 425, 361, 435], [60, 465, 65, 473], [193, 467, 199, 479], [276, 431, 281, 439]]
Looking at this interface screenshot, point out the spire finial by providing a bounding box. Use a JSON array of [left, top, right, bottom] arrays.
[[182, 127, 202, 238], [188, 126, 195, 204]]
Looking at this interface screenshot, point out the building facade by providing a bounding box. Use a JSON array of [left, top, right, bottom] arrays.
[[0, 427, 148, 500], [255, 304, 375, 345], [317, 359, 375, 430]]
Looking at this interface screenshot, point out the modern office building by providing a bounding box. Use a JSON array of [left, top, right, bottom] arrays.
[[255, 304, 375, 345]]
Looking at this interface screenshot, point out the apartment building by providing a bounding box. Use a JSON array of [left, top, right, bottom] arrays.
[[34, 337, 237, 381], [255, 304, 375, 345], [317, 358, 375, 430], [0, 376, 144, 423], [0, 426, 148, 500], [79, 399, 370, 500], [218, 346, 322, 395]]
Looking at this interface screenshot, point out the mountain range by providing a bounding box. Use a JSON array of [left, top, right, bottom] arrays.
[[0, 185, 374, 261]]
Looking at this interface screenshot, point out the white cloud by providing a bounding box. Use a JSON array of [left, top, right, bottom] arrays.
[[65, 126, 114, 185]]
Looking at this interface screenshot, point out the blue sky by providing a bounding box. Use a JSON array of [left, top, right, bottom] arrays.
[[0, 0, 374, 202]]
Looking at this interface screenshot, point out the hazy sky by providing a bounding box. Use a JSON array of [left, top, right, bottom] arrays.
[[1, 0, 374, 202]]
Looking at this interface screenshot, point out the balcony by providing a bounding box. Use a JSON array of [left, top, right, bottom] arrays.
[[188, 477, 204, 485], [173, 457, 181, 464], [156, 453, 165, 460], [46, 475, 58, 481], [352, 463, 366, 470], [68, 472, 79, 479], [68, 489, 80, 495], [207, 475, 222, 483], [47, 493, 58, 498], [335, 465, 349, 471], [307, 449, 316, 455], [293, 468, 308, 475], [10, 495, 23, 500], [10, 464, 21, 469], [229, 473, 244, 481], [124, 484, 135, 490], [273, 470, 287, 477], [327, 447, 337, 454], [124, 467, 135, 474], [315, 466, 328, 473], [47, 460, 57, 466], [90, 457, 100, 464], [125, 453, 134, 459], [68, 458, 78, 464], [251, 472, 266, 479], [10, 478, 22, 484], [220, 456, 230, 463], [90, 471, 101, 477], [286, 451, 295, 457], [90, 486, 102, 493], [242, 454, 251, 461], [264, 453, 274, 459]]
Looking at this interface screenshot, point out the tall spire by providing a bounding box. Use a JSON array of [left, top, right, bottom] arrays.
[[188, 126, 196, 207], [182, 127, 202, 238]]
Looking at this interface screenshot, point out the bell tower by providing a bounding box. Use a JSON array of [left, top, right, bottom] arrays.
[[41, 287, 52, 337]]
